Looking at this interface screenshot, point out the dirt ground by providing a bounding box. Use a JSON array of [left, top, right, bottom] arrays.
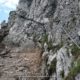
[[0, 47, 42, 80]]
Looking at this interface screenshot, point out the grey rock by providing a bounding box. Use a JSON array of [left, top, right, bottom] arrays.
[[1, 0, 80, 80], [44, 43, 48, 52], [0, 24, 1, 29], [1, 20, 8, 29], [47, 50, 56, 65], [56, 46, 73, 80], [75, 74, 80, 80], [0, 25, 9, 42], [8, 11, 16, 28], [16, 8, 27, 18]]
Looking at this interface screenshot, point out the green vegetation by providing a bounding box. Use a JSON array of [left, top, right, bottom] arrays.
[[38, 34, 48, 48], [48, 58, 57, 75], [65, 44, 80, 80], [39, 34, 53, 51], [39, 34, 63, 51], [60, 70, 64, 78], [65, 58, 80, 80], [71, 44, 80, 58]]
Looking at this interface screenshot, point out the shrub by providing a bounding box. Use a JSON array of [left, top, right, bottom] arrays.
[[65, 58, 80, 80], [48, 58, 57, 75], [39, 33, 63, 52], [71, 44, 80, 58], [60, 70, 64, 78], [39, 34, 53, 51]]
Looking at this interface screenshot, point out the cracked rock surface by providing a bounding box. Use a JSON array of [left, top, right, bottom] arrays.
[[0, 0, 80, 80]]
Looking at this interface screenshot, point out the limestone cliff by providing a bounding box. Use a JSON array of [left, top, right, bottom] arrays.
[[0, 0, 80, 80]]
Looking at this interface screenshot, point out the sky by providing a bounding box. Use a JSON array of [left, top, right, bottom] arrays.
[[0, 0, 19, 23]]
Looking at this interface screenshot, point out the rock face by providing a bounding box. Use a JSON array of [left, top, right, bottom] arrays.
[[56, 46, 72, 80], [0, 0, 80, 80], [75, 74, 80, 80], [4, 0, 80, 47], [8, 11, 17, 28], [0, 21, 9, 43]]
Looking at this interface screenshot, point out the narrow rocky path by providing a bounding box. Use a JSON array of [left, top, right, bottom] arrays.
[[0, 47, 42, 80]]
